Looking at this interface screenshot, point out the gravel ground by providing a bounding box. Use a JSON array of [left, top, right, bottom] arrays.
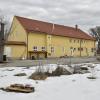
[[0, 56, 99, 67]]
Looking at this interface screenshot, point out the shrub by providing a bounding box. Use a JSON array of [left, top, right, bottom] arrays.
[[29, 72, 48, 80], [87, 76, 96, 79], [14, 73, 27, 76], [97, 56, 100, 61], [50, 66, 71, 76], [29, 65, 72, 80], [29, 65, 48, 80]]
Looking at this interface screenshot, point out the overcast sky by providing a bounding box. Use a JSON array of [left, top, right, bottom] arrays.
[[0, 0, 100, 32]]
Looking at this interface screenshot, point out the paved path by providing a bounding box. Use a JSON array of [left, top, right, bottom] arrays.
[[0, 57, 99, 67]]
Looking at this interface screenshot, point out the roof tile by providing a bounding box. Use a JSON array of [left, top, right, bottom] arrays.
[[15, 16, 95, 40]]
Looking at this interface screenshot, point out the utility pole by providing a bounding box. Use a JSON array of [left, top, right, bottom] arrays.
[[0, 22, 5, 62], [69, 48, 73, 67], [80, 40, 82, 57], [26, 32, 29, 59]]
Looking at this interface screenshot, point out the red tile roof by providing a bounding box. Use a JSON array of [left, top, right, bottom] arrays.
[[15, 16, 95, 40]]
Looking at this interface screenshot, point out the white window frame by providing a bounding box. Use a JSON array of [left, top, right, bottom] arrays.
[[33, 46, 37, 51]]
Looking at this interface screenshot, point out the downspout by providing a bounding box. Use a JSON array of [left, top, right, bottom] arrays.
[[26, 32, 29, 59], [50, 24, 55, 56], [94, 40, 96, 56]]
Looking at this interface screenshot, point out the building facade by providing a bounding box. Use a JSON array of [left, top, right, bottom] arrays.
[[5, 16, 96, 59]]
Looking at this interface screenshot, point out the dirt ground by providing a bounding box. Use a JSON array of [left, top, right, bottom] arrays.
[[0, 56, 99, 67]]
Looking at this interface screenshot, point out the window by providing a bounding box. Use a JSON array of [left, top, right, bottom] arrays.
[[74, 40, 76, 43], [78, 40, 80, 43], [94, 48, 96, 51], [48, 36, 50, 39], [41, 47, 45, 51], [91, 48, 94, 52], [48, 35, 51, 39], [81, 40, 85, 43], [51, 47, 54, 53], [73, 48, 76, 51], [81, 40, 83, 43], [69, 39, 72, 43], [78, 47, 83, 51], [78, 48, 80, 51], [33, 46, 37, 51], [70, 47, 73, 50]]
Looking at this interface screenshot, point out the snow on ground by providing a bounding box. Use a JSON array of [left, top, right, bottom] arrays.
[[0, 63, 100, 100]]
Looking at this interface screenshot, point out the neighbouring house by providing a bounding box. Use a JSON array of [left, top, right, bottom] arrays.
[[5, 16, 96, 59]]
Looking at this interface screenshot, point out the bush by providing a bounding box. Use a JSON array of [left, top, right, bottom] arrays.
[[80, 67, 88, 70], [29, 65, 48, 80], [29, 66, 72, 80], [87, 76, 96, 79], [29, 72, 48, 80], [14, 73, 27, 76], [97, 56, 100, 61], [50, 66, 71, 76]]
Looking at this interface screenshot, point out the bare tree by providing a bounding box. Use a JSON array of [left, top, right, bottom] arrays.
[[0, 9, 10, 40], [0, 10, 10, 62], [90, 27, 100, 54]]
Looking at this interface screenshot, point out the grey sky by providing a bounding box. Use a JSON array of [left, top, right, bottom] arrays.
[[0, 0, 100, 32]]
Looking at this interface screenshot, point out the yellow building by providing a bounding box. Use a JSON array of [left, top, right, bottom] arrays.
[[5, 16, 96, 59]]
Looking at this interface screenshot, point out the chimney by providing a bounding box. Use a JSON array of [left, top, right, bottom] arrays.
[[75, 24, 78, 30], [51, 24, 55, 34]]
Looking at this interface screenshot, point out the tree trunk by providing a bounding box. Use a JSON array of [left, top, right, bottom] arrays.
[[97, 40, 100, 54]]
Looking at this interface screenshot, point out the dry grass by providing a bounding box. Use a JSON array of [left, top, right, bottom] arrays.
[[29, 72, 48, 80]]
